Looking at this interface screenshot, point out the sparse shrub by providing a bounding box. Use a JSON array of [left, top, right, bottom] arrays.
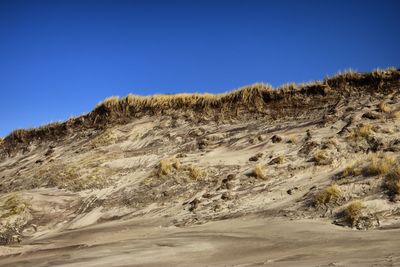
[[365, 153, 396, 176], [385, 165, 400, 195], [188, 165, 206, 179], [158, 159, 173, 176], [344, 201, 364, 227], [34, 162, 108, 191], [315, 184, 342, 206], [343, 162, 362, 177], [347, 124, 374, 141], [378, 102, 391, 113], [0, 194, 28, 219], [0, 224, 19, 245], [313, 151, 332, 165], [322, 136, 339, 149], [157, 158, 182, 177], [0, 194, 30, 245], [253, 164, 266, 179]]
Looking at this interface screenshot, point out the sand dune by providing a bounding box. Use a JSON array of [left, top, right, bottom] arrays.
[[1, 69, 400, 266]]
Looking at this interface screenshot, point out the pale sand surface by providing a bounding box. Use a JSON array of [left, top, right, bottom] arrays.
[[1, 216, 400, 267]]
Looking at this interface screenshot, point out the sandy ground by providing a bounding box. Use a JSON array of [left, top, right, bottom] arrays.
[[1, 72, 400, 266], [1, 216, 400, 267]]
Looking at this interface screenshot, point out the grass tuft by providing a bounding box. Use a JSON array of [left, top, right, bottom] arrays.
[[378, 102, 391, 113], [253, 164, 266, 179], [344, 201, 364, 227], [347, 124, 374, 141], [343, 161, 362, 177], [365, 153, 396, 176], [158, 159, 173, 176], [315, 184, 342, 206], [188, 165, 206, 180], [385, 165, 400, 195], [313, 151, 332, 165]]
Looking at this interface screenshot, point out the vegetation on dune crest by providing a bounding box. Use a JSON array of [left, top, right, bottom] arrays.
[[0, 68, 398, 154]]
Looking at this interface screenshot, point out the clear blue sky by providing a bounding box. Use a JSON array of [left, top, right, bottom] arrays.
[[1, 0, 399, 137]]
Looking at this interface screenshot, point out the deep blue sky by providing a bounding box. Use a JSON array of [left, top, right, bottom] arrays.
[[1, 0, 399, 136]]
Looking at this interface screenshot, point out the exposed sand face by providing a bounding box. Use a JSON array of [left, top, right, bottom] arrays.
[[1, 216, 400, 267], [1, 72, 400, 265]]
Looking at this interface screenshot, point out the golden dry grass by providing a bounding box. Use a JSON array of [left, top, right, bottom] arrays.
[[344, 201, 364, 227], [347, 124, 374, 141], [378, 102, 391, 113], [0, 194, 29, 219], [2, 68, 399, 151], [157, 158, 182, 177], [33, 162, 108, 191], [254, 164, 266, 179], [314, 184, 342, 206], [343, 161, 362, 177], [313, 151, 332, 165], [188, 165, 206, 180], [365, 153, 396, 176], [158, 159, 173, 176]]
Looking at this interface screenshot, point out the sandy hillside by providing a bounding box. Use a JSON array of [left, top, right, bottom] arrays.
[[0, 69, 400, 266]]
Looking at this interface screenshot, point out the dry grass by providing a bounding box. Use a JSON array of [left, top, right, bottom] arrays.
[[0, 194, 31, 245], [0, 194, 29, 219], [158, 159, 173, 176], [188, 165, 206, 180], [347, 124, 374, 141], [2, 68, 399, 152], [90, 129, 117, 148], [313, 151, 332, 165], [343, 161, 362, 177], [0, 224, 20, 245], [385, 165, 400, 195], [253, 164, 266, 179], [365, 153, 396, 176], [378, 102, 391, 113], [33, 163, 108, 191], [314, 184, 342, 206], [390, 110, 400, 119], [344, 201, 364, 227], [157, 158, 182, 177]]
